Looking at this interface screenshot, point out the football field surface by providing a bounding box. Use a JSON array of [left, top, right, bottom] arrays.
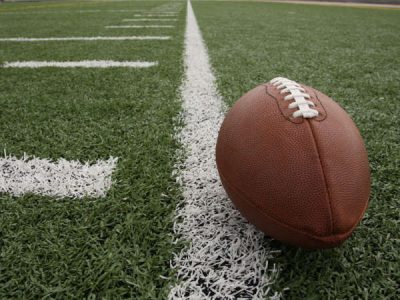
[[0, 0, 399, 299], [1, 1, 185, 298], [194, 1, 399, 298]]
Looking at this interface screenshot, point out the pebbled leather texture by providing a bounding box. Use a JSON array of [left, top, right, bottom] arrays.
[[216, 82, 370, 249]]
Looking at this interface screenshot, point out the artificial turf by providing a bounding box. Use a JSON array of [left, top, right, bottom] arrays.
[[0, 0, 186, 298], [1, 0, 399, 298], [193, 1, 399, 298]]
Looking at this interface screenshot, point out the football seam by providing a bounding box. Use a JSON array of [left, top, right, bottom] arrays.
[[306, 120, 335, 235], [265, 82, 334, 234], [218, 171, 355, 241]]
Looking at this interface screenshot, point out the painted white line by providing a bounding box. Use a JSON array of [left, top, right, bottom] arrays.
[[0, 154, 117, 199], [106, 25, 174, 28], [78, 9, 143, 12], [169, 1, 279, 299], [0, 36, 170, 42], [0, 9, 145, 14], [123, 18, 177, 22], [133, 14, 178, 17], [3, 60, 158, 68], [0, 9, 143, 15]]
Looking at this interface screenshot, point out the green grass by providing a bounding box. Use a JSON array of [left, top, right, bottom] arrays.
[[1, 0, 399, 298], [0, 1, 186, 298], [0, 0, 158, 13], [193, 1, 400, 299]]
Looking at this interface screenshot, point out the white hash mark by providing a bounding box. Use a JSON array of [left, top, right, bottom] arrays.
[[3, 60, 158, 68], [122, 19, 177, 22], [0, 36, 170, 42], [105, 25, 174, 29], [0, 154, 117, 199]]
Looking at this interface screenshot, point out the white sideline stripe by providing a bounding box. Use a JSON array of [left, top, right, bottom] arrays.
[[0, 154, 118, 198], [0, 36, 170, 42], [169, 1, 279, 299], [106, 25, 174, 28], [3, 60, 158, 68], [123, 18, 177, 22]]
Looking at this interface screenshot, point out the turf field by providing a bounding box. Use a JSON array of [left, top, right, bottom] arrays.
[[193, 1, 400, 298], [0, 0, 399, 299], [0, 0, 185, 298]]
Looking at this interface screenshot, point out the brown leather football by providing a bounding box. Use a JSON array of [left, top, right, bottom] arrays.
[[216, 77, 370, 249]]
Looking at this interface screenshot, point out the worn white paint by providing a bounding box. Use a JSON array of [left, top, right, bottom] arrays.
[[105, 25, 174, 28], [133, 13, 177, 17], [3, 60, 158, 68], [169, 1, 280, 299], [0, 36, 170, 42], [0, 154, 117, 199], [122, 18, 177, 22]]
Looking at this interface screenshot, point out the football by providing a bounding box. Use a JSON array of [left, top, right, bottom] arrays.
[[216, 77, 370, 249]]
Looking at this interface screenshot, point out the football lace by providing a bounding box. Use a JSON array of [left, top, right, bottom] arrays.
[[270, 77, 319, 118]]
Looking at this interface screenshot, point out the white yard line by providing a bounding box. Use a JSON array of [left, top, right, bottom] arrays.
[[76, 9, 143, 12], [3, 60, 158, 68], [133, 14, 178, 17], [106, 25, 174, 28], [169, 1, 279, 299], [0, 154, 117, 199], [0, 36, 170, 42], [0, 9, 145, 15], [122, 18, 177, 22]]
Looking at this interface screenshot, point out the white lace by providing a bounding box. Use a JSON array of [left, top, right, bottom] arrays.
[[270, 77, 319, 118]]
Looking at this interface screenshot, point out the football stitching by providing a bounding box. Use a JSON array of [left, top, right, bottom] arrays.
[[270, 77, 319, 119], [265, 82, 328, 124], [312, 89, 329, 122], [265, 84, 303, 124]]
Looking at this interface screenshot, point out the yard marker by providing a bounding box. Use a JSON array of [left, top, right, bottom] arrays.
[[105, 25, 174, 29], [75, 9, 143, 12], [0, 36, 170, 42], [3, 60, 158, 68], [133, 14, 177, 17], [0, 9, 145, 14], [0, 154, 117, 199], [169, 1, 280, 299], [122, 18, 177, 22]]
